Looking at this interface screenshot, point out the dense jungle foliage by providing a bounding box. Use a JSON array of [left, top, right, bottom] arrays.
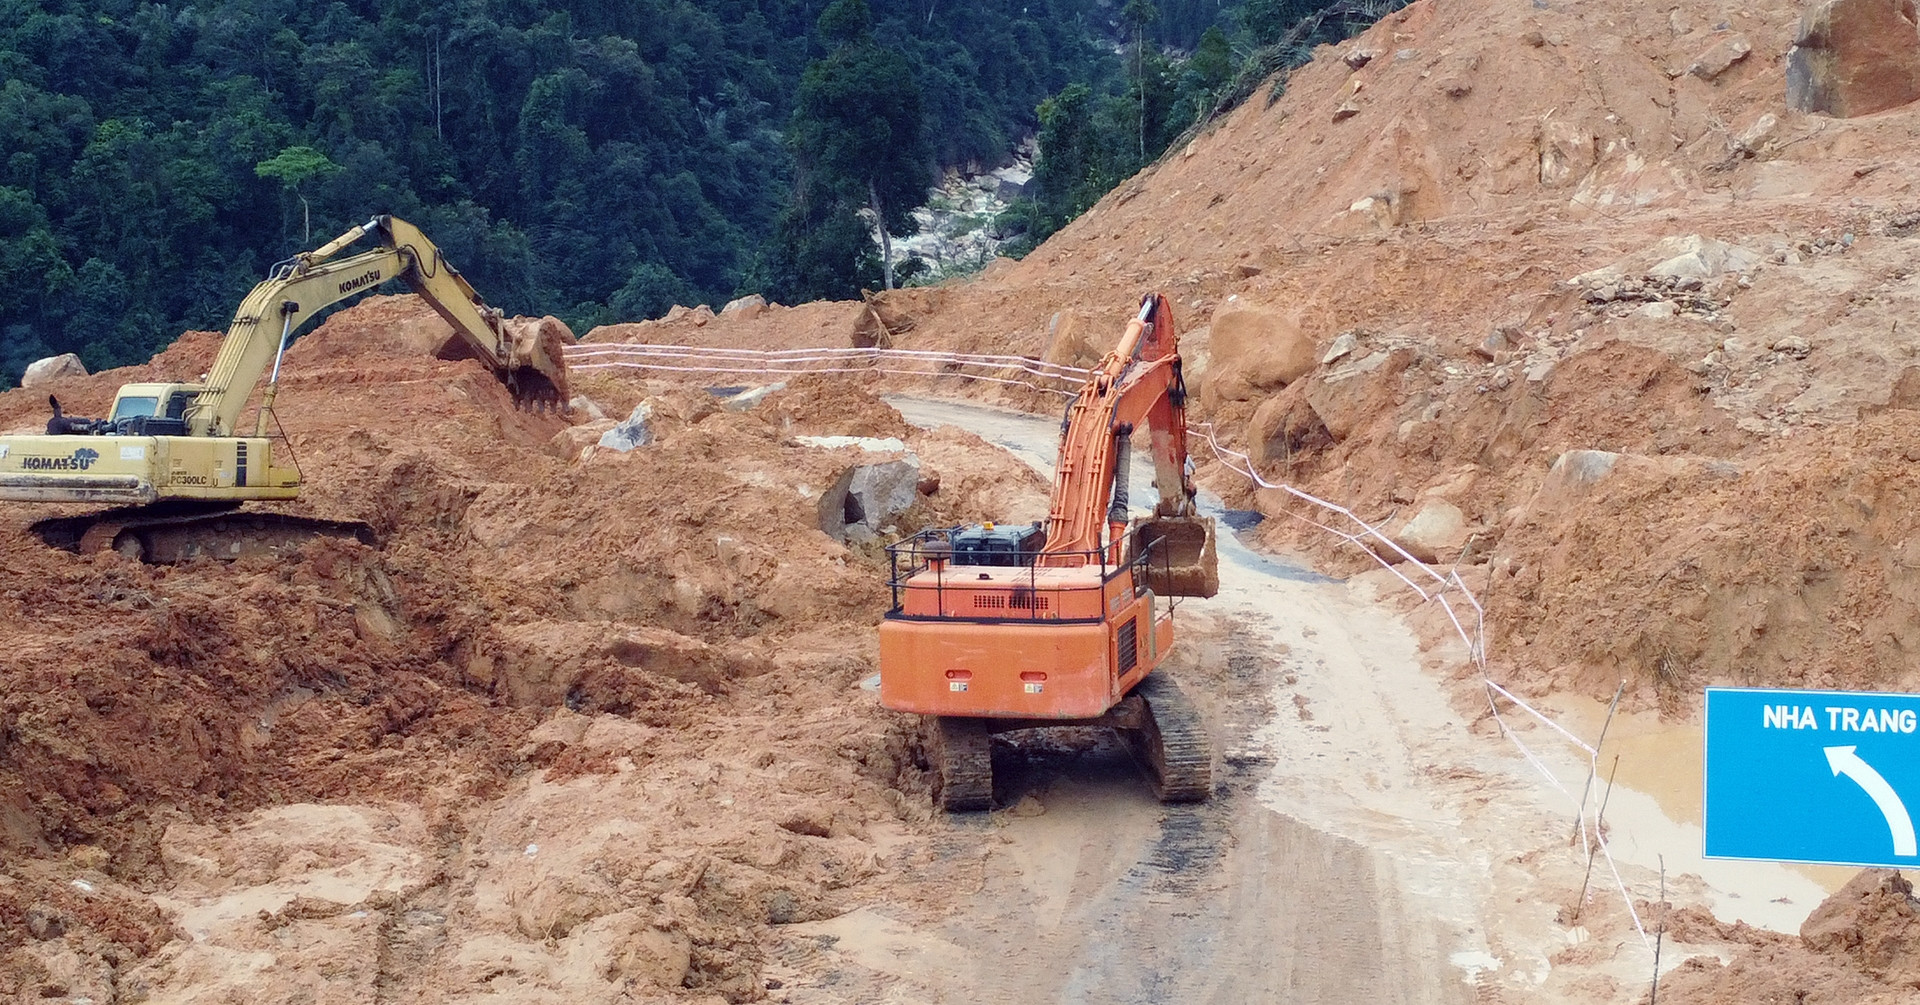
[[1, 0, 1377, 383]]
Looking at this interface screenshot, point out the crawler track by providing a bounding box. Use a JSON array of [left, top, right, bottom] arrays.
[[930, 717, 994, 812], [1127, 672, 1213, 803], [32, 502, 377, 563]]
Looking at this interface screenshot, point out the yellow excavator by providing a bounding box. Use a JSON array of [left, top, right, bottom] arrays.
[[0, 215, 572, 561]]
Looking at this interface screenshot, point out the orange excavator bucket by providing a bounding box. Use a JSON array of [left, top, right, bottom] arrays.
[[1133, 515, 1219, 598]]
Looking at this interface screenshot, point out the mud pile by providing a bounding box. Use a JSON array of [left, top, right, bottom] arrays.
[[1655, 868, 1920, 1002], [0, 295, 1048, 1002]]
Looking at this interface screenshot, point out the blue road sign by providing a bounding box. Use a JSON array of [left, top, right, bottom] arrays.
[[1705, 687, 1920, 869]]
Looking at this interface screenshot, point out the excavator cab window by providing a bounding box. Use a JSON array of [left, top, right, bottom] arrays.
[[109, 393, 192, 436], [111, 396, 160, 422]]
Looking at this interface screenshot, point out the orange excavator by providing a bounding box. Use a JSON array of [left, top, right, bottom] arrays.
[[879, 293, 1220, 810]]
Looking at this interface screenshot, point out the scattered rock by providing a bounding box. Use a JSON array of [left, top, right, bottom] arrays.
[[1688, 34, 1752, 80], [1546, 449, 1621, 491], [1789, 0, 1920, 117], [1475, 330, 1512, 359], [1733, 112, 1780, 156], [1322, 332, 1359, 364], [721, 294, 767, 319], [1234, 263, 1263, 279], [1647, 235, 1765, 279], [1771, 335, 1813, 358], [568, 396, 609, 422], [1637, 301, 1679, 320], [598, 402, 655, 452], [1343, 47, 1381, 69], [550, 420, 619, 460], [1333, 79, 1364, 121], [1389, 499, 1469, 564], [722, 382, 788, 411], [20, 353, 87, 387]]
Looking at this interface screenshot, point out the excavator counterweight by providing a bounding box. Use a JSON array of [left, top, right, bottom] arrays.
[[879, 293, 1220, 811]]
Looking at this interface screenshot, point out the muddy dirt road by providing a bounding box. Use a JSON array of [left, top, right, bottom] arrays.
[[765, 399, 1498, 1003]]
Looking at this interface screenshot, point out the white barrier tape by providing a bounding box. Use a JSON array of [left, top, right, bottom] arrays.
[[567, 342, 1092, 382], [564, 357, 1082, 397], [1190, 418, 1652, 952], [1484, 682, 1600, 758]]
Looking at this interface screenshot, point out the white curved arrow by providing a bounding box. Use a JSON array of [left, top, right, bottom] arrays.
[[1825, 746, 1918, 857]]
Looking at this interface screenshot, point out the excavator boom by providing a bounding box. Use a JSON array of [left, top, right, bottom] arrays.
[[1040, 293, 1217, 595], [198, 215, 569, 438]]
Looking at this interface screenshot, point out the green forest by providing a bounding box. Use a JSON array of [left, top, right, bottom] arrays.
[[0, 0, 1384, 384]]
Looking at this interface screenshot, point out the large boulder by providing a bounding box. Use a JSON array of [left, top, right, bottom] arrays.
[[1201, 305, 1316, 406], [597, 402, 655, 452], [20, 353, 87, 388], [1386, 498, 1470, 564], [720, 293, 767, 319], [1788, 0, 1920, 118], [798, 436, 922, 542]]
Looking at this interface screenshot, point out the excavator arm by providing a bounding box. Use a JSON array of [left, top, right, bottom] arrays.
[[1039, 293, 1213, 594], [191, 215, 570, 437]]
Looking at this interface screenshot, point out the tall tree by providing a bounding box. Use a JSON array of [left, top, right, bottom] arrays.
[[779, 0, 931, 295], [1121, 0, 1159, 161]]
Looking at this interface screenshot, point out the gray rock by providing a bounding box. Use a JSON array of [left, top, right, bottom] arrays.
[[721, 381, 788, 411], [1688, 34, 1752, 80], [597, 402, 655, 452], [1735, 112, 1779, 153], [568, 396, 609, 422], [1322, 332, 1359, 364], [1789, 0, 1920, 118], [1771, 335, 1813, 358], [1647, 235, 1764, 279], [1392, 499, 1469, 564], [720, 294, 767, 317], [818, 452, 922, 542], [1548, 449, 1621, 488], [1637, 301, 1679, 320], [20, 353, 87, 388]]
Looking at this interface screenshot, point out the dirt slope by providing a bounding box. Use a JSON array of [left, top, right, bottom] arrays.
[[10, 0, 1920, 998], [0, 295, 1051, 1001]]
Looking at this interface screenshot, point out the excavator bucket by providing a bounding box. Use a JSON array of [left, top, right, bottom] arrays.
[[1133, 515, 1220, 598], [506, 315, 575, 412], [439, 315, 574, 412]]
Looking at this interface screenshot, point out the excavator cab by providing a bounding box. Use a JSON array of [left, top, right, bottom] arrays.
[[108, 383, 201, 436]]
